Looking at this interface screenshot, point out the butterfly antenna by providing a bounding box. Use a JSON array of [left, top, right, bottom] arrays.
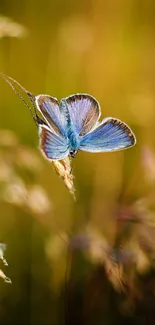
[[0, 73, 39, 127]]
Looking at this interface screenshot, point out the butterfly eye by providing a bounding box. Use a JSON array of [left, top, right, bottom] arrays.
[[69, 150, 77, 158]]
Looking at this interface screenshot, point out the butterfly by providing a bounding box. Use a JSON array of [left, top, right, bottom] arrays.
[[37, 94, 136, 160], [0, 73, 136, 161]]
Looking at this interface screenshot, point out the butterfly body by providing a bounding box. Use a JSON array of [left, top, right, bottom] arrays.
[[67, 129, 80, 155]]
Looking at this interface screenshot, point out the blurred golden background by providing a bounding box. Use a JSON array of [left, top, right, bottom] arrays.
[[0, 0, 155, 324]]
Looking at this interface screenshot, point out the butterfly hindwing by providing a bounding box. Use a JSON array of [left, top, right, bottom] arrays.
[[64, 94, 100, 136], [79, 118, 136, 152], [39, 125, 69, 160]]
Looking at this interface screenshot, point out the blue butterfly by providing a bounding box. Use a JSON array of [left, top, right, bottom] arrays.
[[35, 93, 136, 160], [0, 73, 136, 160]]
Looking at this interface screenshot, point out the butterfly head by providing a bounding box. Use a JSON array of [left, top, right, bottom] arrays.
[[69, 149, 77, 158]]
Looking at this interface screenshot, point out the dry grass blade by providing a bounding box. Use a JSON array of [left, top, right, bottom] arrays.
[[53, 156, 75, 199]]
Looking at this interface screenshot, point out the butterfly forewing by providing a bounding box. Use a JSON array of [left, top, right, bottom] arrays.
[[79, 118, 136, 152], [39, 125, 69, 160], [36, 95, 67, 136], [65, 94, 100, 136]]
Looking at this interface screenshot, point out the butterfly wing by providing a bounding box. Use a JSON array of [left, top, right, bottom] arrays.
[[63, 94, 100, 136], [79, 118, 136, 152], [39, 125, 69, 160], [36, 95, 67, 136]]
